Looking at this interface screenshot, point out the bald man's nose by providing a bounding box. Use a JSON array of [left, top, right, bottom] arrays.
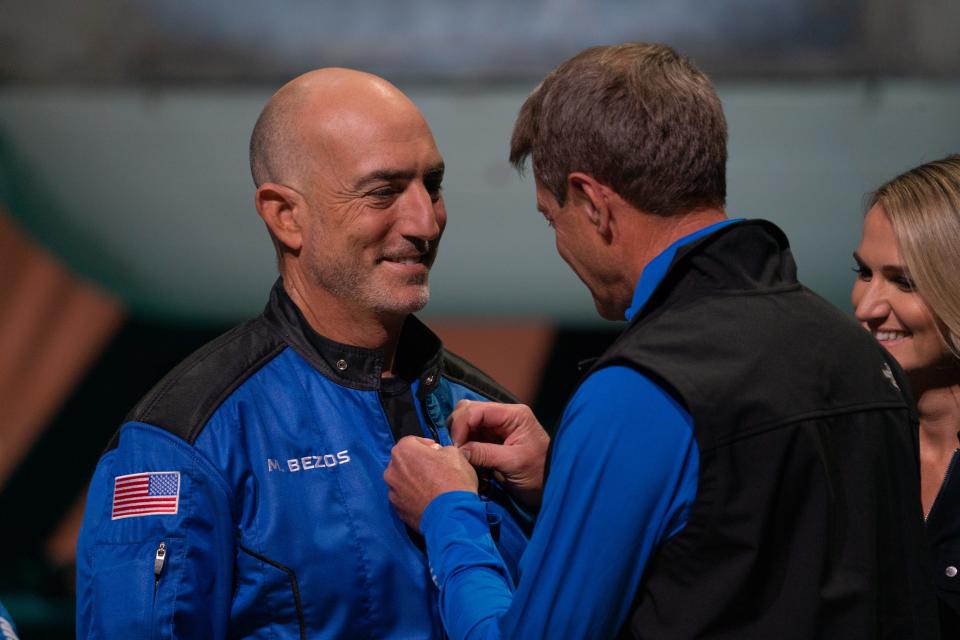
[[853, 281, 891, 323], [399, 184, 442, 240]]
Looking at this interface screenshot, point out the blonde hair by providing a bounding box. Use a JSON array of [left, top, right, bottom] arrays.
[[871, 155, 960, 357]]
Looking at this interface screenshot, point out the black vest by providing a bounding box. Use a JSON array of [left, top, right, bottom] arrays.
[[591, 221, 938, 639]]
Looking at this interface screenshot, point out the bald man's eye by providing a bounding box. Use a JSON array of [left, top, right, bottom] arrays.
[[368, 186, 399, 202], [424, 177, 443, 203]]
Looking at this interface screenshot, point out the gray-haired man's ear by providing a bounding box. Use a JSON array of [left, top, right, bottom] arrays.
[[568, 172, 614, 242]]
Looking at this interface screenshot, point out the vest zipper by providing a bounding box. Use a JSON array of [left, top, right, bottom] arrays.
[[926, 449, 959, 523]]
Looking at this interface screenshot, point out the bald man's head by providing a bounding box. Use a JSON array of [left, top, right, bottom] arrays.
[[249, 68, 422, 188], [250, 68, 446, 321]]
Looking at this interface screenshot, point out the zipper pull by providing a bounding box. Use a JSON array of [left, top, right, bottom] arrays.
[[154, 541, 167, 580]]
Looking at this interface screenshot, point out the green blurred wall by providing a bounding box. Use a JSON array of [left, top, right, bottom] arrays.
[[1, 80, 958, 324]]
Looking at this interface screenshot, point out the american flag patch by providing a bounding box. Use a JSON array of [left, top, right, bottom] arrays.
[[111, 471, 180, 520]]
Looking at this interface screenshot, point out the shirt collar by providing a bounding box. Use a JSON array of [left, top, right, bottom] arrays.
[[264, 279, 443, 390], [625, 218, 743, 321]]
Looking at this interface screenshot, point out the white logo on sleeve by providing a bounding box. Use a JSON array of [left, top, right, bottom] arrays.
[[266, 450, 351, 473], [0, 617, 19, 640]]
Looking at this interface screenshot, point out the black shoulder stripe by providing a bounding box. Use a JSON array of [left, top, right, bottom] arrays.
[[441, 349, 518, 404], [110, 317, 285, 449]]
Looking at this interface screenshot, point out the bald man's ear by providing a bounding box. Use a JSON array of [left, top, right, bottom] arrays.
[[255, 183, 304, 252], [568, 172, 614, 243]]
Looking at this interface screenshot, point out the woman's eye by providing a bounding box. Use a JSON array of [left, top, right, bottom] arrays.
[[851, 265, 871, 280], [892, 276, 916, 292]]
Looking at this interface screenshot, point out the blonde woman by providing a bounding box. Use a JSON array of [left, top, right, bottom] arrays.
[[852, 154, 960, 635]]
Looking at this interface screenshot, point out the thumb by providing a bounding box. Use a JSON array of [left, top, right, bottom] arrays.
[[460, 441, 511, 471]]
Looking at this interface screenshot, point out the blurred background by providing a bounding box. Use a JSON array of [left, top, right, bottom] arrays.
[[1, 0, 958, 635]]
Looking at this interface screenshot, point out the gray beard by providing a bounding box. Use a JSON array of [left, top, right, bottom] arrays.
[[307, 260, 430, 315]]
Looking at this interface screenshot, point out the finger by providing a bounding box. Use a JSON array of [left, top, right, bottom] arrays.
[[396, 435, 441, 451], [460, 441, 513, 471], [449, 402, 522, 445], [446, 399, 474, 435], [440, 444, 471, 464], [383, 462, 396, 488], [446, 399, 474, 426], [453, 398, 474, 412], [421, 437, 442, 450]]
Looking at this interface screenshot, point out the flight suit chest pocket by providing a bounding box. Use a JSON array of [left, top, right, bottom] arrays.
[[231, 546, 305, 637]]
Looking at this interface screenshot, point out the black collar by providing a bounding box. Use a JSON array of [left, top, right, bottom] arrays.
[[631, 219, 798, 323], [262, 279, 444, 392]]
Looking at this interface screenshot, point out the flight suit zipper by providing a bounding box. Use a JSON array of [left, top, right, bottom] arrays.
[[154, 541, 167, 593], [151, 541, 167, 640]]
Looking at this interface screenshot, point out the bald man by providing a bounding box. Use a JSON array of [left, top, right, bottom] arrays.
[[75, 69, 529, 639]]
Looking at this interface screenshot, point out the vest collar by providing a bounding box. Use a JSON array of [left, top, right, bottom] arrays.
[[627, 219, 795, 322], [625, 218, 741, 321]]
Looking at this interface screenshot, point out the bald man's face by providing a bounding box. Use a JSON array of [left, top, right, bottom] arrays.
[[296, 96, 446, 318]]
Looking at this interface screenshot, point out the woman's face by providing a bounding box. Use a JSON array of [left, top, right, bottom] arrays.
[[851, 205, 950, 373]]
